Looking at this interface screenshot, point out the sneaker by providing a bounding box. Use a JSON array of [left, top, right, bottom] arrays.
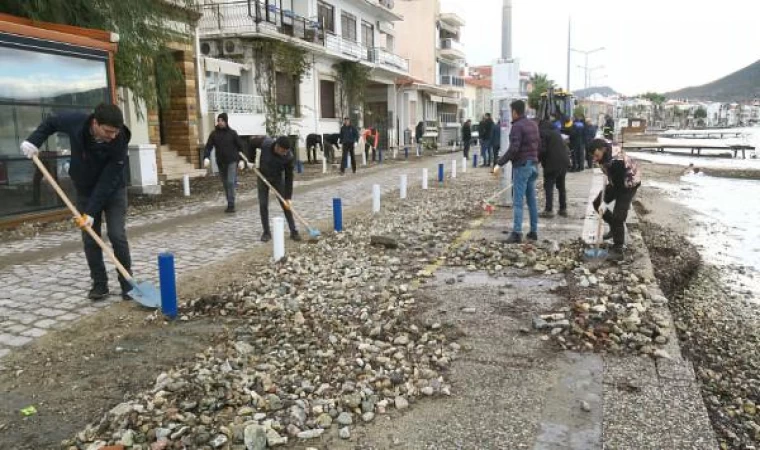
[[527, 231, 538, 241], [291, 231, 302, 242], [225, 204, 236, 213], [88, 285, 109, 301], [539, 210, 554, 219], [261, 232, 272, 242], [558, 209, 568, 217], [505, 232, 522, 244]]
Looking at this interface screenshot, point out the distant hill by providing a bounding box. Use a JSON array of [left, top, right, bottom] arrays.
[[667, 59, 760, 102], [573, 86, 620, 98]]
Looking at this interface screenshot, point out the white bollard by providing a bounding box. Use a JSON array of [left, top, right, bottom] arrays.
[[393, 148, 398, 159], [422, 168, 428, 190], [347, 151, 353, 171], [272, 217, 285, 262], [372, 184, 381, 213], [400, 174, 408, 199], [362, 147, 367, 166], [182, 174, 190, 197], [451, 159, 457, 178], [255, 151, 261, 169], [462, 157, 467, 173], [322, 154, 327, 174]]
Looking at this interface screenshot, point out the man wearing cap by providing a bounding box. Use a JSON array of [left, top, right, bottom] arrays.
[[203, 113, 245, 213]]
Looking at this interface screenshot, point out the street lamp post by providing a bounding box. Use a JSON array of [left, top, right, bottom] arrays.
[[571, 47, 605, 89]]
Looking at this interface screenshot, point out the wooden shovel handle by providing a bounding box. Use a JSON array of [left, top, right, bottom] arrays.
[[31, 154, 133, 283]]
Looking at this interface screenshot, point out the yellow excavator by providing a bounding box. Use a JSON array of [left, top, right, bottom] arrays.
[[537, 88, 575, 124]]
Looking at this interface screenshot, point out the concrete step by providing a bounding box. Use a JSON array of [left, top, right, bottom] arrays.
[[162, 169, 208, 182]]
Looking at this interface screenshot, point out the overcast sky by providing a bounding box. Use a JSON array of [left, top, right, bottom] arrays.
[[451, 0, 760, 96]]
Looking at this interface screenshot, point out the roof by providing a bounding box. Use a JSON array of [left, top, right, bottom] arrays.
[[465, 78, 491, 89], [469, 65, 492, 77]]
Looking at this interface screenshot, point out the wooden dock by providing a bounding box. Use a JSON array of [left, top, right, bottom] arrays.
[[659, 131, 745, 139], [623, 142, 755, 159]]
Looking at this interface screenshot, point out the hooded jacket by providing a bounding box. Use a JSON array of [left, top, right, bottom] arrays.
[[538, 120, 571, 173], [204, 115, 243, 166], [27, 111, 132, 217], [259, 137, 295, 200]]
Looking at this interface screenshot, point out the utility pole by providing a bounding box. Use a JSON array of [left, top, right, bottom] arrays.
[[571, 47, 605, 89], [566, 17, 571, 91]]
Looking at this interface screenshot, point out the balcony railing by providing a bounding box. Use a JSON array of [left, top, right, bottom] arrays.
[[369, 47, 409, 73], [207, 91, 265, 114], [440, 75, 465, 88], [439, 112, 458, 124], [440, 38, 465, 54], [199, 1, 324, 44], [325, 34, 367, 60]]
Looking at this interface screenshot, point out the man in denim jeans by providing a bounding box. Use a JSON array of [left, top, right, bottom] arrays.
[[203, 113, 245, 213], [494, 100, 541, 243]]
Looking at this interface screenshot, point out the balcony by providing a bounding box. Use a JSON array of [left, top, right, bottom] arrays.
[[207, 91, 265, 114], [439, 38, 465, 61], [369, 47, 409, 73], [439, 75, 465, 88], [325, 34, 368, 61], [198, 1, 324, 45], [439, 112, 458, 124], [439, 10, 466, 27]]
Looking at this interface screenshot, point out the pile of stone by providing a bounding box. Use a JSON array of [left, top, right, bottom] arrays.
[[445, 239, 581, 275], [63, 180, 494, 450]]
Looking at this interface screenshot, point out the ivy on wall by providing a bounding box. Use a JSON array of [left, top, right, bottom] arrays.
[[334, 61, 371, 123]]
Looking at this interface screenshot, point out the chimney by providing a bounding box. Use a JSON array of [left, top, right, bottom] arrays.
[[502, 0, 513, 60]]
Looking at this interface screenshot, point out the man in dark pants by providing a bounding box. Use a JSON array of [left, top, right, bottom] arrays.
[[461, 119, 472, 159], [538, 120, 570, 218], [339, 117, 358, 174], [258, 136, 301, 242], [22, 104, 132, 301], [490, 118, 501, 167], [480, 113, 494, 166], [203, 113, 245, 213], [568, 115, 586, 171], [589, 138, 642, 260], [584, 118, 598, 169]]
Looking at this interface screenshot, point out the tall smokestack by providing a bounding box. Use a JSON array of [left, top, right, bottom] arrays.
[[501, 0, 512, 60]]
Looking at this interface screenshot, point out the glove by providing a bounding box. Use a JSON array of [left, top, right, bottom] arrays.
[[238, 160, 245, 171], [74, 214, 94, 229], [492, 165, 501, 176], [282, 200, 292, 211], [21, 141, 39, 159], [203, 158, 211, 169]]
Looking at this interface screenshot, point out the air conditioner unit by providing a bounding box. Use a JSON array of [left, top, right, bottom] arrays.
[[222, 38, 244, 56], [200, 41, 220, 57]]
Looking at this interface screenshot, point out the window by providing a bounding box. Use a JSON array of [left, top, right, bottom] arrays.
[[276, 72, 298, 116], [206, 72, 241, 94], [361, 21, 374, 48], [385, 34, 394, 52], [341, 12, 357, 42], [317, 1, 335, 33], [320, 80, 336, 118]]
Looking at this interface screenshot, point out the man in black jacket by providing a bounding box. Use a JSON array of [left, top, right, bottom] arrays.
[[21, 104, 132, 301], [590, 138, 642, 260], [480, 113, 494, 166], [258, 136, 300, 242], [538, 120, 571, 218], [339, 117, 358, 174], [461, 120, 472, 159], [203, 113, 244, 213]]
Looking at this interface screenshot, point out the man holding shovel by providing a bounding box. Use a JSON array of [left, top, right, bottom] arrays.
[[21, 104, 133, 301], [257, 136, 301, 243], [589, 138, 641, 261]]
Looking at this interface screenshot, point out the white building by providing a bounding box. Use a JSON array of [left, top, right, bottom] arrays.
[[197, 0, 409, 154]]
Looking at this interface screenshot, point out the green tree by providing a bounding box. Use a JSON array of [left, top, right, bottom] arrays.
[[640, 92, 666, 104], [335, 61, 371, 123], [527, 73, 556, 111], [694, 107, 707, 119], [0, 0, 198, 110], [573, 105, 587, 118]]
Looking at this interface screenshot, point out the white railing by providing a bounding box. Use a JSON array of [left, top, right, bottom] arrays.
[[440, 38, 465, 54], [325, 34, 367, 60], [207, 91, 265, 114], [369, 47, 409, 73], [439, 112, 458, 124], [440, 75, 464, 88]]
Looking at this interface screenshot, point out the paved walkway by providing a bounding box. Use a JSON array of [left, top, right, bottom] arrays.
[[0, 155, 465, 359]]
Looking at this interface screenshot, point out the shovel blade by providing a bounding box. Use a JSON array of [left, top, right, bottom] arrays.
[[583, 248, 609, 260], [308, 228, 321, 238], [127, 280, 161, 309]]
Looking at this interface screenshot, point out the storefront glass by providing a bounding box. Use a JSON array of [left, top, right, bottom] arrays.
[[0, 33, 111, 219]]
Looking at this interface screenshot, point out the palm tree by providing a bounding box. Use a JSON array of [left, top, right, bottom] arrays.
[[527, 73, 556, 111]]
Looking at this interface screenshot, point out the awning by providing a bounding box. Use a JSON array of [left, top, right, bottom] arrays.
[[203, 57, 245, 76]]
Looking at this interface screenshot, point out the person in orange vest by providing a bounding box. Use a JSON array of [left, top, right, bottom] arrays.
[[362, 127, 379, 162]]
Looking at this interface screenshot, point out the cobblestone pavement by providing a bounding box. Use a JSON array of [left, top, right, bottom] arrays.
[[0, 156, 465, 360]]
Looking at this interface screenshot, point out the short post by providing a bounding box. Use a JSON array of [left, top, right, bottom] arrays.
[[404, 147, 409, 159], [333, 198, 343, 232], [462, 157, 467, 173], [393, 148, 398, 159], [438, 163, 444, 183], [296, 160, 303, 174], [473, 154, 478, 168], [378, 148, 383, 164], [158, 253, 177, 319], [362, 148, 367, 166], [372, 184, 381, 213], [182, 174, 190, 197], [422, 168, 428, 190], [347, 151, 352, 171], [272, 217, 285, 262], [400, 174, 407, 199], [322, 155, 327, 174], [451, 159, 457, 178]]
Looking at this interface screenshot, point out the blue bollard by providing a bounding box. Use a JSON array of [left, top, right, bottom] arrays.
[[404, 147, 409, 159], [438, 163, 444, 183], [296, 160, 304, 174], [473, 154, 478, 168], [158, 253, 177, 319], [333, 198, 343, 232]]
